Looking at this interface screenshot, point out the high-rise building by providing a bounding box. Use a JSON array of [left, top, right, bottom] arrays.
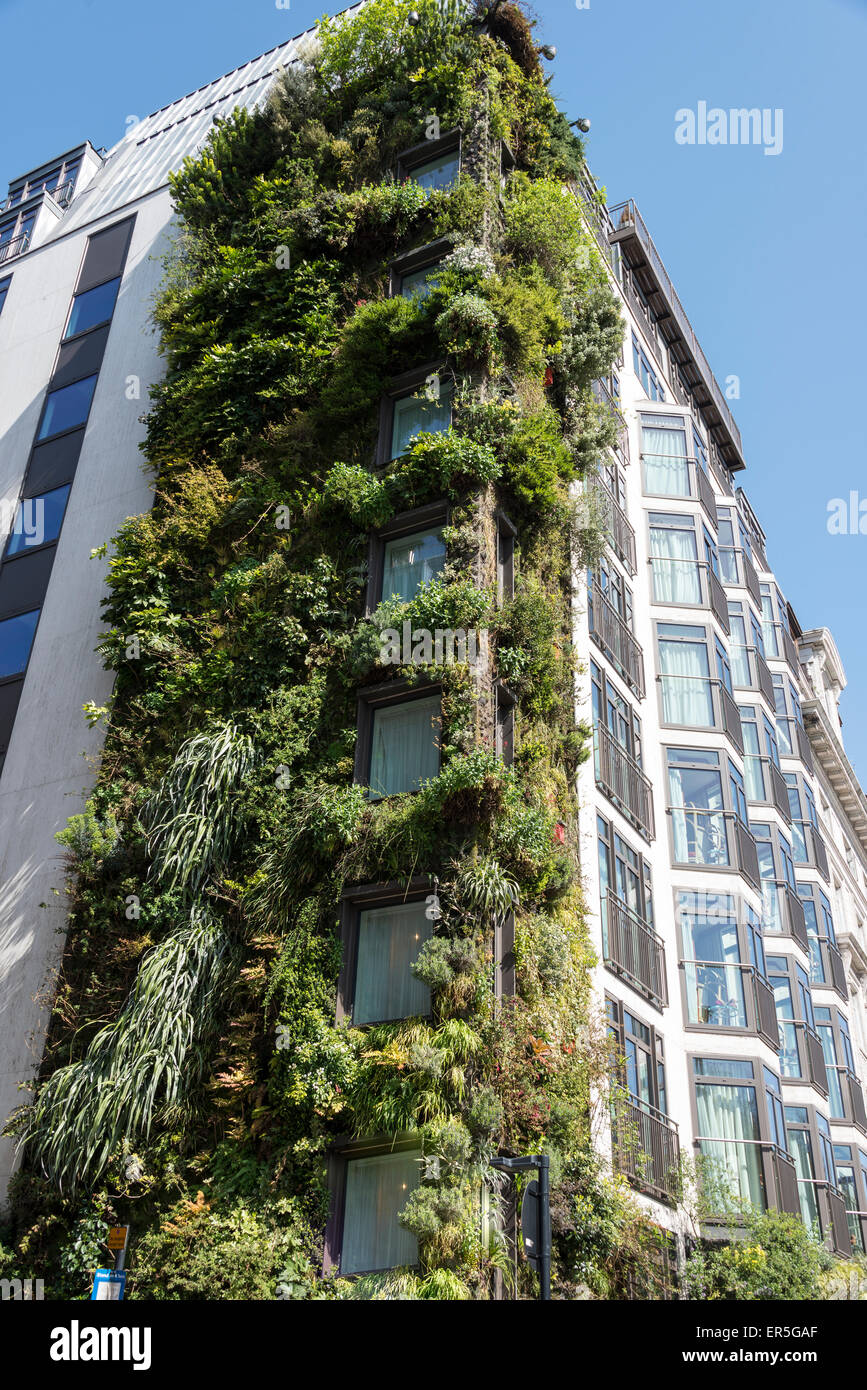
[[1, 3, 865, 1292]]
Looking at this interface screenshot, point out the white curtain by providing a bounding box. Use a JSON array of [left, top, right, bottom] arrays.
[[391, 390, 451, 458], [787, 1130, 819, 1228], [369, 696, 441, 798], [697, 1084, 765, 1209], [659, 636, 713, 725], [341, 1152, 420, 1275], [642, 424, 689, 496], [382, 529, 446, 602], [682, 914, 745, 1026], [650, 525, 701, 604], [354, 902, 432, 1025]]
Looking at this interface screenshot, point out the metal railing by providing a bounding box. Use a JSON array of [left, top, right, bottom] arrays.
[[730, 643, 775, 705], [0, 230, 32, 264], [594, 722, 655, 841], [588, 575, 645, 698], [590, 476, 636, 575], [682, 960, 779, 1046], [591, 378, 630, 462], [640, 454, 717, 524], [720, 546, 762, 606], [603, 890, 667, 1007], [657, 673, 743, 752], [608, 199, 744, 462], [648, 557, 730, 633], [613, 1095, 681, 1203]]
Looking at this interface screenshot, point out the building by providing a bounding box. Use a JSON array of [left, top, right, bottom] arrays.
[[576, 185, 867, 1259], [1, 3, 866, 1286]]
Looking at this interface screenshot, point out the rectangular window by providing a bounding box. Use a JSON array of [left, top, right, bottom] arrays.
[[632, 333, 665, 401], [399, 262, 442, 301], [649, 512, 701, 605], [0, 608, 40, 679], [381, 527, 446, 602], [640, 414, 688, 496], [4, 485, 71, 558], [353, 900, 433, 1025], [667, 747, 729, 867], [341, 1151, 420, 1276], [678, 891, 745, 1028], [657, 622, 714, 727], [36, 375, 98, 441], [0, 276, 10, 315], [63, 276, 121, 339], [693, 1060, 765, 1209], [390, 381, 452, 460], [407, 149, 460, 191], [368, 694, 441, 798]]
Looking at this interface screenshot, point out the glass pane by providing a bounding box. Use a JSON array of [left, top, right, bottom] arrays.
[[0, 608, 39, 678], [408, 152, 460, 191], [37, 375, 97, 440], [64, 276, 120, 338], [391, 388, 451, 458], [354, 901, 432, 1025], [650, 525, 701, 604], [341, 1152, 419, 1275], [381, 528, 446, 602], [641, 422, 689, 497], [369, 695, 441, 798], [659, 635, 713, 726], [400, 264, 441, 301], [5, 485, 71, 556], [696, 1082, 764, 1209]]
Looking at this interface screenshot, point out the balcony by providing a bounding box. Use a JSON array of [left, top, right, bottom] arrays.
[[0, 230, 32, 264], [594, 722, 655, 841], [641, 454, 718, 525], [696, 1140, 800, 1217], [658, 674, 743, 753], [810, 1182, 853, 1257], [613, 1095, 681, 1204], [670, 810, 760, 889], [649, 557, 730, 633], [609, 199, 744, 472], [591, 378, 630, 463], [682, 961, 780, 1047], [602, 890, 667, 1008], [590, 476, 636, 575], [730, 643, 775, 706], [793, 822, 830, 882], [744, 754, 791, 819], [720, 546, 761, 607], [827, 1067, 867, 1133], [761, 880, 809, 953], [588, 575, 645, 698], [778, 1019, 829, 1095]]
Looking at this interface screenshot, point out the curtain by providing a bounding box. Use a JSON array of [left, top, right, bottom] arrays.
[[682, 914, 745, 1026], [391, 390, 451, 459], [697, 1084, 765, 1209], [354, 902, 432, 1025], [669, 766, 728, 866], [341, 1152, 420, 1276], [650, 526, 701, 604], [382, 529, 446, 602], [787, 1130, 820, 1229], [369, 696, 441, 798], [642, 424, 689, 496], [659, 636, 713, 725]]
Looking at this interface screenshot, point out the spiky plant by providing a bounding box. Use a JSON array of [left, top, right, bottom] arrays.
[[18, 906, 235, 1192]]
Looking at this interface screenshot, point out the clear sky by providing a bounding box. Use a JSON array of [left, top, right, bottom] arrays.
[[1, 0, 865, 777]]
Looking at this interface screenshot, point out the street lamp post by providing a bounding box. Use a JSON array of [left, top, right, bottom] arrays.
[[490, 1154, 551, 1301]]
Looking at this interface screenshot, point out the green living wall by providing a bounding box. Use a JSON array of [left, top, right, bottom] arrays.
[[1, 0, 677, 1300]]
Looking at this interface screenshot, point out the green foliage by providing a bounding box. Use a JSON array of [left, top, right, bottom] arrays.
[[682, 1211, 831, 1301], [55, 801, 121, 874]]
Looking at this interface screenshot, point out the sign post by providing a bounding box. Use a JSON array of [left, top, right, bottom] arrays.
[[90, 1225, 130, 1300], [491, 1154, 551, 1301]]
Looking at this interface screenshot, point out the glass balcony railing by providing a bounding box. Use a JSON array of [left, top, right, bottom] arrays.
[[641, 454, 717, 525], [682, 960, 779, 1046], [602, 890, 667, 1008], [649, 557, 730, 633], [658, 673, 743, 752]]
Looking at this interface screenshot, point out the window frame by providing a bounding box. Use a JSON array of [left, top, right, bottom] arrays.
[[365, 501, 449, 616], [396, 129, 462, 190], [354, 678, 442, 800], [336, 878, 436, 1027], [323, 1135, 422, 1278], [388, 236, 452, 300], [375, 361, 452, 469]]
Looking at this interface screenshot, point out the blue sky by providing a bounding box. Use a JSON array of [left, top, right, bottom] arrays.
[[1, 0, 865, 777]]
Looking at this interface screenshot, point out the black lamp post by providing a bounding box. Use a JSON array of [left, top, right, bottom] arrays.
[[490, 1154, 551, 1301]]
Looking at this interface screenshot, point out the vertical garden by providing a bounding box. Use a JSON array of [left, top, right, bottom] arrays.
[[0, 0, 682, 1300]]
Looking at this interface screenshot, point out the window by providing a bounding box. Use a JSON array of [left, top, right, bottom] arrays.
[[833, 1144, 866, 1253], [36, 374, 98, 441], [693, 1057, 766, 1210], [739, 704, 783, 805], [797, 880, 837, 985], [4, 485, 71, 558], [649, 512, 701, 605], [640, 413, 688, 496], [360, 691, 442, 799], [814, 1005, 860, 1121], [381, 527, 446, 602], [678, 891, 746, 1027], [752, 821, 796, 934], [384, 376, 452, 463], [399, 263, 441, 300], [592, 662, 643, 766], [595, 556, 634, 629], [592, 663, 654, 836], [352, 899, 433, 1025], [772, 673, 805, 758], [632, 333, 665, 401], [784, 1105, 822, 1229], [598, 816, 663, 1004], [497, 513, 516, 604], [785, 773, 826, 874], [667, 747, 729, 867], [0, 276, 10, 315], [63, 276, 120, 339], [389, 238, 452, 302], [767, 953, 817, 1081], [495, 681, 515, 766], [397, 133, 461, 192], [0, 609, 40, 680], [598, 814, 654, 927], [340, 1149, 420, 1275], [657, 622, 714, 727], [607, 997, 668, 1114]]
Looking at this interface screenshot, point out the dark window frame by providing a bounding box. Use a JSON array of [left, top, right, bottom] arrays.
[[365, 500, 449, 616], [388, 236, 453, 300], [395, 128, 462, 186], [496, 510, 516, 604], [336, 877, 436, 1027], [353, 677, 442, 799], [323, 1134, 422, 1278], [375, 361, 452, 470]]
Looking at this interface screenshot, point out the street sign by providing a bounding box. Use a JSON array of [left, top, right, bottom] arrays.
[[106, 1227, 129, 1252], [521, 1179, 540, 1269], [91, 1269, 126, 1301]]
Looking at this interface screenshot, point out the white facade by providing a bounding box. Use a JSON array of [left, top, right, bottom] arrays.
[[0, 28, 326, 1202], [576, 189, 867, 1256]]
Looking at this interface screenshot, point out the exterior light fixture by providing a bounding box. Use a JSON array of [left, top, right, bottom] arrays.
[[539, 44, 557, 60], [572, 117, 591, 133]]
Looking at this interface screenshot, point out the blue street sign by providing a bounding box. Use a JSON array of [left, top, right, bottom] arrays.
[[90, 1268, 126, 1301]]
